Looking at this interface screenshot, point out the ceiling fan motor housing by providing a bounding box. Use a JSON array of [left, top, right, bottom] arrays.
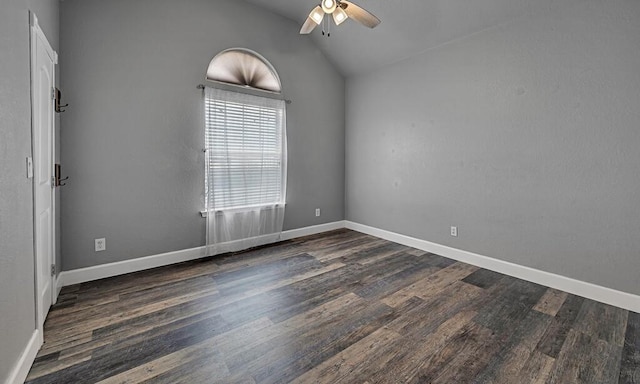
[[321, 0, 337, 14]]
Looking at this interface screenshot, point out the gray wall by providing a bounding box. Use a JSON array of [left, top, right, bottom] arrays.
[[346, 0, 640, 295], [60, 0, 345, 270], [0, 0, 58, 380]]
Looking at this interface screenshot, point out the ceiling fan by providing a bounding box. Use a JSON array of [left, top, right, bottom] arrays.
[[300, 0, 381, 35]]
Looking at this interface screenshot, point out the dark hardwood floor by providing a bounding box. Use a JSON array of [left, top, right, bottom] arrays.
[[26, 229, 640, 383]]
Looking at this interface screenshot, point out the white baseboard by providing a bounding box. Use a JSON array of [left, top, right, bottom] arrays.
[[53, 275, 63, 305], [4, 329, 42, 384], [60, 245, 210, 287], [59, 221, 346, 287], [345, 221, 640, 313], [281, 220, 346, 240], [57, 219, 640, 313]]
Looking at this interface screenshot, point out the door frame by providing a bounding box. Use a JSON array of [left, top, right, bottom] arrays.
[[30, 12, 58, 331]]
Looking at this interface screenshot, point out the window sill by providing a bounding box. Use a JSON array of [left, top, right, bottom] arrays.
[[200, 203, 286, 218]]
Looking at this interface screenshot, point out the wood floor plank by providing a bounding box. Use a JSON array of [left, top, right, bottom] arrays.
[[308, 236, 388, 263], [355, 252, 457, 302], [46, 275, 219, 330], [224, 293, 369, 372], [94, 338, 227, 384], [533, 288, 568, 317], [265, 285, 354, 324], [535, 293, 585, 358], [210, 241, 317, 275], [573, 299, 628, 347], [67, 258, 219, 298], [42, 284, 220, 344], [45, 294, 120, 320], [255, 303, 398, 384], [350, 252, 440, 299], [26, 229, 636, 383], [138, 360, 232, 384], [619, 311, 640, 383], [349, 243, 411, 265], [291, 327, 402, 384], [517, 351, 556, 384], [386, 281, 484, 336], [474, 310, 552, 383], [366, 310, 480, 383], [211, 253, 317, 286], [381, 261, 479, 308], [292, 229, 369, 252], [422, 322, 500, 384], [461, 268, 504, 289], [95, 317, 273, 384], [405, 248, 428, 256], [473, 278, 548, 334], [224, 292, 366, 369], [353, 261, 441, 301], [547, 328, 623, 384], [26, 351, 92, 381], [37, 331, 94, 356]]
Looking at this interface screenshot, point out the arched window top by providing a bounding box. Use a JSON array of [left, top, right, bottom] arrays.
[[206, 48, 282, 93]]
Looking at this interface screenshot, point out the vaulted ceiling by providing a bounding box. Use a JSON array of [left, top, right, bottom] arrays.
[[244, 0, 557, 76]]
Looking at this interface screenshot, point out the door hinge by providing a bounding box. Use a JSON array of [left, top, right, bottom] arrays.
[[51, 264, 56, 276], [51, 87, 56, 100]]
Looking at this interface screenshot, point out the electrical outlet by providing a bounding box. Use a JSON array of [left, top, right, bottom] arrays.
[[315, 208, 321, 217], [450, 226, 458, 237], [95, 238, 106, 252]]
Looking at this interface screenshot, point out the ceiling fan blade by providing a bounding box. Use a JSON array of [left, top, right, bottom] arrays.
[[300, 6, 323, 34], [300, 17, 318, 34], [339, 1, 380, 28]]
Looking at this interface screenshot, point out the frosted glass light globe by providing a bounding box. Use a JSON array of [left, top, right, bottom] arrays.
[[321, 0, 337, 14]]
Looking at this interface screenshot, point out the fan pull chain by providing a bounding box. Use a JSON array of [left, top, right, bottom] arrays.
[[321, 17, 331, 37]]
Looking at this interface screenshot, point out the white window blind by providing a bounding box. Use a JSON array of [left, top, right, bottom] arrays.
[[204, 87, 287, 211]]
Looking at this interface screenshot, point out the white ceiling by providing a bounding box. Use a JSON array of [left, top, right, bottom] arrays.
[[243, 0, 557, 77]]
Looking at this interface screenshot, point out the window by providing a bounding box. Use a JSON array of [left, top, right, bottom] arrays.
[[206, 48, 281, 93], [204, 87, 286, 211]]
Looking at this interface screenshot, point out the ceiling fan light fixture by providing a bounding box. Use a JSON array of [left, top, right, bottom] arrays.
[[310, 7, 324, 24], [321, 0, 337, 14], [332, 7, 348, 25], [300, 0, 379, 35]]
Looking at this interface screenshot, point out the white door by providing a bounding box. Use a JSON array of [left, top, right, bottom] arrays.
[[31, 14, 57, 328]]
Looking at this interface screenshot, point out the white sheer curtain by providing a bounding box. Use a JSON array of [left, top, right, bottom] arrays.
[[204, 86, 287, 254]]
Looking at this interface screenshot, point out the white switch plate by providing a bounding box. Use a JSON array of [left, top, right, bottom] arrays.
[[315, 208, 321, 217], [95, 238, 106, 252], [26, 157, 33, 179], [450, 226, 458, 237]]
